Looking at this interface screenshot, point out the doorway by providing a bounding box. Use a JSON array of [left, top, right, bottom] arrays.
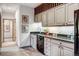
[[2, 19, 16, 47]]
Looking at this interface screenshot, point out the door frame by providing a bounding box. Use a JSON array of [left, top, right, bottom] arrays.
[[2, 19, 16, 42]]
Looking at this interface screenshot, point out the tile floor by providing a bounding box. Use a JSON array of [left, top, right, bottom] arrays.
[[0, 41, 44, 56]]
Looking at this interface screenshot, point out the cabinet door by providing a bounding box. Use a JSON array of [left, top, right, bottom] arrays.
[[30, 34, 37, 49], [66, 3, 79, 25], [47, 8, 55, 26], [61, 41, 74, 56], [37, 13, 42, 22], [44, 38, 51, 56], [61, 46, 74, 56], [42, 11, 47, 27], [55, 5, 66, 25], [33, 35, 37, 49], [34, 15, 38, 22], [51, 39, 60, 56], [46, 38, 51, 56], [30, 34, 34, 48], [44, 37, 47, 55]]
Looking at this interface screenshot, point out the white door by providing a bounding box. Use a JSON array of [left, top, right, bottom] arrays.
[[33, 35, 37, 49], [30, 34, 34, 48], [47, 8, 55, 26], [66, 3, 79, 25], [55, 5, 66, 25], [37, 13, 42, 22], [44, 37, 47, 55], [44, 38, 51, 56], [30, 34, 37, 49], [35, 15, 38, 22], [46, 38, 51, 56], [51, 40, 60, 56], [42, 11, 47, 27]]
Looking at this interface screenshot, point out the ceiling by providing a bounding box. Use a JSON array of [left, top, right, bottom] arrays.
[[20, 3, 42, 8], [1, 3, 42, 14], [1, 3, 18, 14]]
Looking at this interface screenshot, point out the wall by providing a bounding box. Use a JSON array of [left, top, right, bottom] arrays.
[[1, 8, 16, 42], [42, 26, 74, 35], [30, 22, 74, 35], [29, 22, 42, 32], [2, 12, 15, 19], [0, 7, 2, 48], [15, 6, 21, 47], [16, 5, 34, 47], [20, 5, 34, 47]]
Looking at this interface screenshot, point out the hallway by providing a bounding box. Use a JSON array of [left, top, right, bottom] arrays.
[[2, 40, 16, 48], [0, 41, 44, 56]]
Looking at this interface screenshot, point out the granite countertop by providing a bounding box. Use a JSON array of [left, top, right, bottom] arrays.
[[30, 32, 74, 43], [37, 34, 74, 43]]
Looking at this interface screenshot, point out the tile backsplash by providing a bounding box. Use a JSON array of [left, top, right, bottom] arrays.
[[30, 23, 74, 35], [42, 26, 74, 35], [30, 22, 42, 32]]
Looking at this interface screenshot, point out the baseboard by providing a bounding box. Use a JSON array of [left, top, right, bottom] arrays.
[[20, 46, 32, 48]]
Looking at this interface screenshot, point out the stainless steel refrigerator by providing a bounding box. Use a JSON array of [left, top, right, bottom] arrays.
[[74, 9, 79, 55]]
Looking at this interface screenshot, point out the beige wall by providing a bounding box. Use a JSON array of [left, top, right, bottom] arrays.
[[0, 12, 1, 48]]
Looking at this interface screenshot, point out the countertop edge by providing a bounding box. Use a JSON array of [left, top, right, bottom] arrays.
[[37, 34, 74, 43]]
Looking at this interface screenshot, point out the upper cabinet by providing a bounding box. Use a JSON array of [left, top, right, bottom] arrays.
[[34, 15, 38, 22], [37, 13, 42, 22], [42, 8, 55, 27], [41, 11, 48, 27], [47, 8, 55, 26], [34, 3, 79, 27], [66, 4, 79, 25], [54, 5, 66, 25]]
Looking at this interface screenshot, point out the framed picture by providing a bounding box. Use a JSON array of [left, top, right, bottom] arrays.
[[22, 25, 29, 33], [4, 20, 10, 32], [22, 15, 29, 33], [22, 15, 29, 24]]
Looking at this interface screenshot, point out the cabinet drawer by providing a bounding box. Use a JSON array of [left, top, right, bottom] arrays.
[[51, 39, 61, 45], [61, 41, 74, 49], [63, 46, 74, 56]]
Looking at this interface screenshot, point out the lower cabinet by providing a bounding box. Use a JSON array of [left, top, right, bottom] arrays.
[[61, 46, 74, 56], [44, 38, 74, 56], [51, 43, 60, 56], [30, 34, 37, 49], [44, 38, 51, 56], [51, 39, 74, 56], [30, 35, 74, 56], [50, 39, 60, 56]]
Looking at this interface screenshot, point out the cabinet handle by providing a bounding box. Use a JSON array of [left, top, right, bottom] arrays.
[[61, 46, 64, 56], [60, 43, 62, 44]]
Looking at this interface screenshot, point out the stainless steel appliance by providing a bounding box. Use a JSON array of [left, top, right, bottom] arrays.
[[37, 35, 45, 55], [74, 9, 79, 55]]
